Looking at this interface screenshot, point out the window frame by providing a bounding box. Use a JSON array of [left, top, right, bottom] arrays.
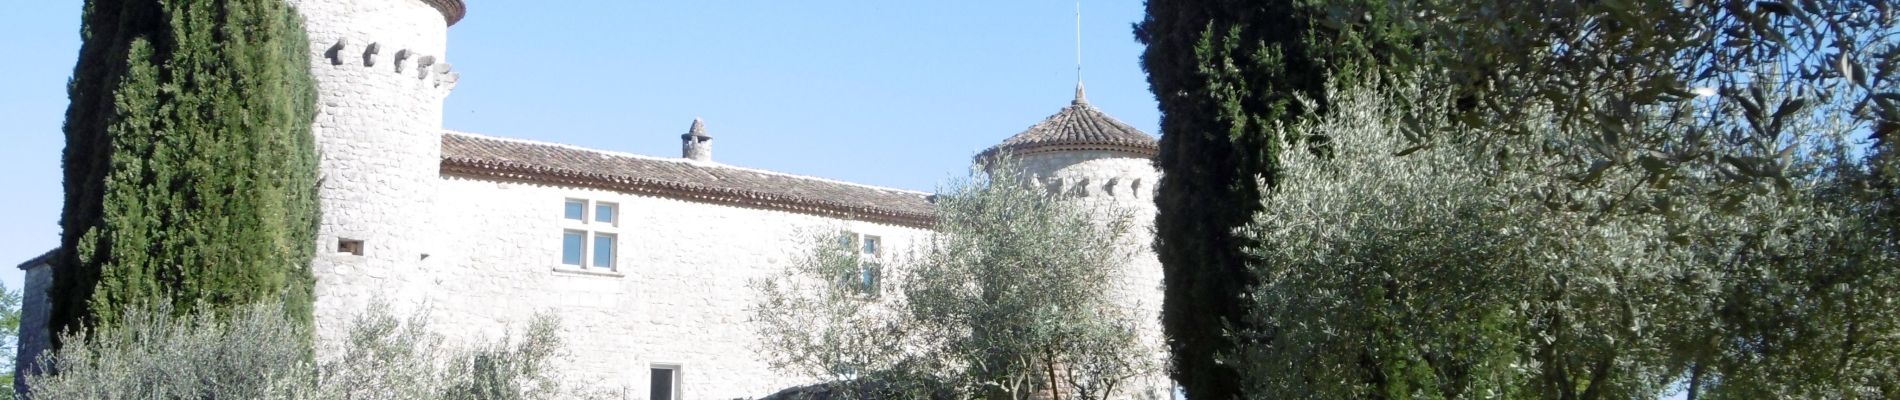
[[560, 229, 587, 266], [591, 232, 617, 269], [559, 198, 621, 272], [593, 201, 619, 226], [836, 231, 884, 296], [563, 198, 587, 221]]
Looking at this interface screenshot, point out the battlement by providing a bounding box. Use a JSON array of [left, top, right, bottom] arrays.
[[1041, 175, 1154, 199], [321, 37, 460, 91]]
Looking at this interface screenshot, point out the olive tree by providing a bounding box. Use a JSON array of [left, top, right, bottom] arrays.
[[751, 161, 1156, 400], [1236, 79, 1899, 399], [24, 302, 611, 400]]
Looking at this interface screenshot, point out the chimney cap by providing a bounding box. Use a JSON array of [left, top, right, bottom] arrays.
[[682, 117, 711, 139]]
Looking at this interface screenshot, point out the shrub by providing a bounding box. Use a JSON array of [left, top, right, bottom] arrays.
[[25, 302, 608, 400]]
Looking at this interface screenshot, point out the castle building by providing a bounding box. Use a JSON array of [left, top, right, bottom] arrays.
[[15, 1, 1168, 398]]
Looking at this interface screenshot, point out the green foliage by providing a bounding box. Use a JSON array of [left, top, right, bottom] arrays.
[[0, 283, 19, 400], [25, 302, 606, 400], [1237, 80, 1900, 399], [1399, 0, 1899, 210], [50, 0, 321, 341], [1133, 1, 1425, 397], [751, 160, 1157, 399]]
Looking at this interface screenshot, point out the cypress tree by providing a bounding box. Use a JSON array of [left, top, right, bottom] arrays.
[[50, 0, 319, 346], [1134, 1, 1418, 397]]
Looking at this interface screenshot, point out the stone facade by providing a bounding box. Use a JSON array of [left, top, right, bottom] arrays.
[[323, 160, 933, 397], [289, 0, 457, 348], [14, 1, 1172, 398], [1018, 151, 1171, 399]]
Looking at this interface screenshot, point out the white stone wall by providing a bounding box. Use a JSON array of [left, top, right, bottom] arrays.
[[289, 0, 458, 351], [311, 174, 934, 398], [281, 3, 1171, 399], [1016, 151, 1172, 398]]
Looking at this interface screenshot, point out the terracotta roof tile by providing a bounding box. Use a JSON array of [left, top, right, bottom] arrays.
[[980, 85, 1158, 159], [441, 133, 937, 227]]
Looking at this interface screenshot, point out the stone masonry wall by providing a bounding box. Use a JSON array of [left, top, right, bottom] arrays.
[[288, 0, 458, 350], [307, 171, 934, 398], [1017, 151, 1172, 399]]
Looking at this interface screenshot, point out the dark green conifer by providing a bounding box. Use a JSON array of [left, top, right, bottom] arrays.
[[1134, 1, 1418, 397], [50, 0, 319, 346]]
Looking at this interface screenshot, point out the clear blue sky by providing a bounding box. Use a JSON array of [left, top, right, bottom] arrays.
[[0, 0, 1160, 291]]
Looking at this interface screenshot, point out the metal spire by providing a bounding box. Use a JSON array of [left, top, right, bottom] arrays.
[[1073, 0, 1087, 105]]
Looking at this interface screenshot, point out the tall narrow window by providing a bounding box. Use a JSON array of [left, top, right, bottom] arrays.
[[561, 230, 585, 266], [859, 235, 882, 293], [836, 231, 883, 295], [593, 233, 616, 268]]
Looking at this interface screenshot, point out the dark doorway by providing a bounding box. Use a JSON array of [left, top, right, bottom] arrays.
[[650, 366, 677, 400]]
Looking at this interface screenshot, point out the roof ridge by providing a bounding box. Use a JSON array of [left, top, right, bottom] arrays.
[[442, 131, 934, 196]]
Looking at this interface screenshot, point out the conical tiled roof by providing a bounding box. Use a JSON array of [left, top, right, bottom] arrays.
[[980, 83, 1157, 159]]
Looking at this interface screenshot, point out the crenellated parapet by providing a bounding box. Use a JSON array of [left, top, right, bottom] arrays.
[[1038, 175, 1154, 200], [322, 37, 460, 91]]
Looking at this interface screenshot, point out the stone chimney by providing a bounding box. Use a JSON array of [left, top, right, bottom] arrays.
[[682, 117, 712, 162]]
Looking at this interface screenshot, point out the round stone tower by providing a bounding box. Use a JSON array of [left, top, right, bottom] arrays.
[[978, 83, 1170, 397], [290, 0, 466, 325]]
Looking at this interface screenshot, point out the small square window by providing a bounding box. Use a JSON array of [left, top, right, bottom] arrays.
[[838, 232, 859, 250], [337, 239, 364, 256], [564, 199, 586, 221], [561, 230, 585, 266], [594, 202, 617, 225], [592, 233, 616, 269], [862, 235, 880, 256]]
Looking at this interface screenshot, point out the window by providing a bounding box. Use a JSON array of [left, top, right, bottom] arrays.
[[592, 233, 616, 268], [594, 202, 617, 225], [337, 238, 364, 256], [561, 230, 585, 266], [837, 232, 882, 295], [560, 198, 619, 271], [564, 199, 586, 220], [650, 365, 679, 400]]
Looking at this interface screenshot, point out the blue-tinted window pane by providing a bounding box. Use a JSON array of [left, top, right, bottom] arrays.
[[564, 200, 585, 220], [593, 234, 615, 269], [838, 233, 856, 249], [859, 264, 881, 294], [862, 236, 880, 255], [561, 231, 584, 265], [595, 203, 616, 224]]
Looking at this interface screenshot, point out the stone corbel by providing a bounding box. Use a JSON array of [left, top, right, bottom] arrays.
[[326, 37, 349, 66], [394, 49, 413, 73], [416, 55, 437, 79], [363, 42, 381, 67]]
